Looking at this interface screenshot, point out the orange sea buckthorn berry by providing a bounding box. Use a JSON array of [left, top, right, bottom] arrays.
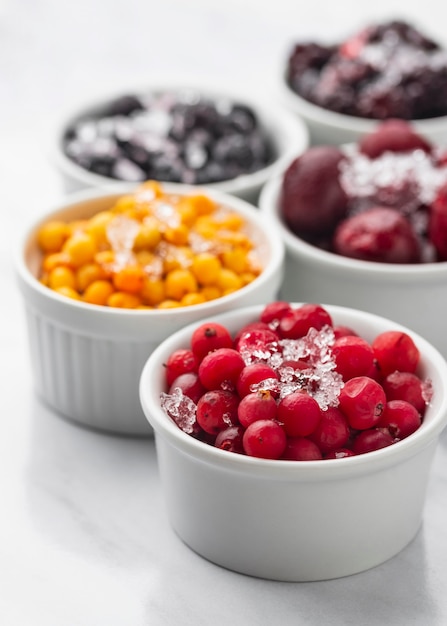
[[134, 218, 162, 250], [216, 268, 243, 293], [107, 292, 142, 309], [63, 233, 97, 267], [75, 263, 107, 292], [137, 180, 163, 199], [239, 271, 257, 286], [48, 266, 76, 291], [95, 250, 115, 271], [193, 216, 218, 239], [181, 292, 207, 307], [191, 252, 222, 285], [37, 220, 70, 253], [83, 280, 115, 306], [113, 265, 146, 294], [216, 212, 244, 231], [221, 248, 249, 274], [157, 299, 183, 309], [141, 276, 165, 306], [164, 223, 190, 246], [189, 194, 216, 215], [85, 211, 115, 248], [162, 246, 194, 273], [200, 285, 222, 301], [54, 286, 82, 301], [165, 268, 198, 300], [176, 198, 197, 226], [112, 195, 137, 213], [42, 251, 72, 272]]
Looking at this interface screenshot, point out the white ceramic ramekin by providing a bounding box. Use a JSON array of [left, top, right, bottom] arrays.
[[15, 184, 284, 436], [139, 303, 447, 581], [259, 175, 447, 359], [50, 82, 309, 203]]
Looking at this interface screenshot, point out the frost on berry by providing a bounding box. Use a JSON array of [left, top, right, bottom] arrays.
[[421, 378, 434, 405], [160, 388, 197, 434]]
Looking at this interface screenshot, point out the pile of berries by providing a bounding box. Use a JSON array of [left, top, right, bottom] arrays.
[[280, 119, 447, 263], [286, 19, 447, 120], [160, 302, 432, 460], [63, 90, 275, 184]]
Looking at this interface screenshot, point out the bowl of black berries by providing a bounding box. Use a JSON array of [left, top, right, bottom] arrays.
[[281, 19, 447, 145], [52, 83, 309, 203]]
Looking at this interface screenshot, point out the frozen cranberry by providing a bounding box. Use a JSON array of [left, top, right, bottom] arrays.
[[168, 372, 206, 404], [260, 300, 293, 324], [358, 119, 432, 158], [333, 206, 421, 263], [233, 321, 271, 345], [309, 406, 350, 454], [372, 330, 420, 376], [338, 376, 386, 430], [333, 325, 358, 339], [382, 371, 427, 414], [280, 146, 348, 236], [332, 335, 375, 381], [352, 428, 394, 454], [242, 420, 287, 459], [429, 182, 447, 260], [237, 390, 277, 428], [235, 327, 280, 357], [190, 322, 233, 360], [281, 437, 323, 461], [215, 425, 245, 454], [378, 399, 422, 439], [198, 348, 245, 390], [236, 363, 279, 398], [164, 348, 198, 387], [277, 303, 332, 339], [196, 389, 239, 435], [277, 391, 322, 437]]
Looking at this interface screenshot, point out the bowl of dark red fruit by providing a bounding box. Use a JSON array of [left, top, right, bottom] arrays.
[[259, 119, 447, 358], [52, 83, 309, 203], [281, 19, 447, 145], [139, 300, 447, 581]]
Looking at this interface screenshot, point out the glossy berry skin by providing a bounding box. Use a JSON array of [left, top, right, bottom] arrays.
[[358, 119, 432, 159], [378, 399, 421, 439], [338, 376, 386, 430], [236, 363, 279, 398], [233, 321, 271, 345], [165, 348, 198, 387], [215, 425, 245, 453], [235, 327, 280, 356], [281, 437, 323, 461], [198, 348, 245, 390], [190, 322, 234, 360], [196, 390, 239, 435], [237, 390, 277, 428], [168, 372, 206, 404], [277, 391, 322, 437], [332, 335, 375, 381], [277, 304, 333, 339], [382, 371, 427, 414], [352, 428, 394, 455], [333, 325, 358, 339], [242, 419, 287, 459], [260, 301, 293, 324], [310, 406, 350, 454], [280, 146, 348, 236], [333, 206, 421, 264], [372, 330, 420, 377], [429, 182, 447, 260]]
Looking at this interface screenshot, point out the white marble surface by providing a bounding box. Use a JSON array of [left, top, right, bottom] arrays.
[[2, 0, 447, 623]]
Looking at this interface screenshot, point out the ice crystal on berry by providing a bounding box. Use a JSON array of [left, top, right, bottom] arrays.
[[421, 378, 434, 405], [160, 388, 197, 434], [106, 215, 139, 270]]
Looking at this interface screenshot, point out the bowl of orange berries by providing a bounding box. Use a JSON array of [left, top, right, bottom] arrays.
[[15, 181, 284, 435]]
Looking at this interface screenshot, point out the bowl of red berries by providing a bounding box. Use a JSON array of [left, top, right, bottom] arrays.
[[259, 119, 447, 358], [51, 82, 309, 203], [139, 300, 447, 581], [280, 19, 447, 145]]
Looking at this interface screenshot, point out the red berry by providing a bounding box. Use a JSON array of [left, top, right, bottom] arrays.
[[429, 182, 447, 260], [310, 406, 350, 454], [237, 390, 277, 428], [358, 119, 432, 159], [196, 390, 239, 435], [281, 437, 323, 461], [382, 371, 427, 415], [333, 325, 358, 339], [277, 391, 322, 437], [260, 301, 293, 324], [378, 399, 422, 439], [333, 206, 421, 264], [338, 376, 386, 430], [277, 303, 332, 339], [332, 335, 375, 381], [242, 420, 287, 459], [236, 363, 279, 398], [280, 146, 348, 236], [372, 330, 420, 376], [198, 348, 245, 390], [168, 372, 206, 404], [235, 327, 280, 357], [165, 348, 198, 387], [215, 425, 245, 454], [352, 428, 394, 454], [190, 322, 233, 360], [233, 321, 271, 345]]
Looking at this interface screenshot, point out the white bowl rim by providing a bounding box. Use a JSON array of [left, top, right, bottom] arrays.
[[15, 182, 285, 320], [140, 302, 447, 480], [49, 80, 309, 195], [259, 175, 447, 280]]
